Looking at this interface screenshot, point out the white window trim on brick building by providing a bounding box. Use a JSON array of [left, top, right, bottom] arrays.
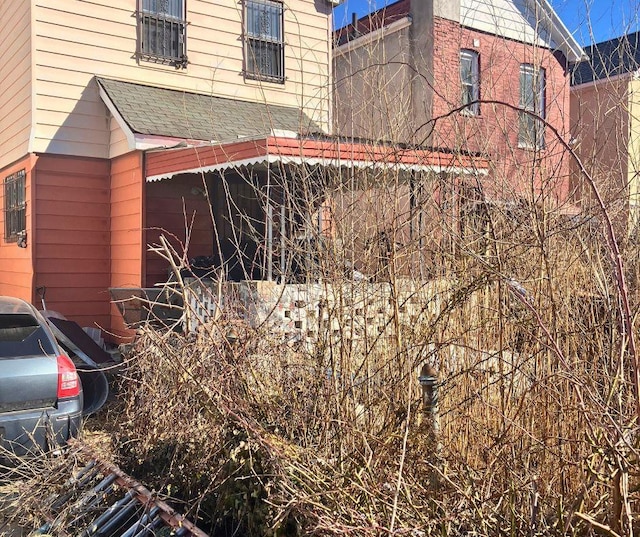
[[460, 49, 480, 115], [518, 63, 546, 149]]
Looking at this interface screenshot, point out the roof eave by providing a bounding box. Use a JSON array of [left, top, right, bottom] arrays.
[[571, 69, 635, 89], [334, 16, 412, 54], [145, 136, 489, 183], [533, 0, 586, 62]]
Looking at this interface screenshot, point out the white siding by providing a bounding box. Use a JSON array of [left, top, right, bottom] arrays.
[[460, 0, 555, 48], [109, 117, 130, 159], [0, 1, 32, 169], [31, 0, 332, 158]]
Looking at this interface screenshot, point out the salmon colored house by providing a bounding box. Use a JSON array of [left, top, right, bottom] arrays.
[[333, 0, 585, 207], [0, 0, 489, 339], [570, 32, 640, 236]]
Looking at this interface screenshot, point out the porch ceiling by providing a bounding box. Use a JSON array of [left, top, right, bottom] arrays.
[[145, 135, 489, 182]]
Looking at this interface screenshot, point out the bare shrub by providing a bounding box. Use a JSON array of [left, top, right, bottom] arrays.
[[107, 198, 640, 535]]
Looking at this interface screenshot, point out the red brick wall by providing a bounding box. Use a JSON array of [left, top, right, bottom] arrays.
[[431, 18, 572, 206]]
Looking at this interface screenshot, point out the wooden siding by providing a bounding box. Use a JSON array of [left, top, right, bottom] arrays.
[[0, 156, 35, 302], [109, 116, 130, 159], [110, 151, 144, 340], [31, 0, 332, 159], [145, 176, 215, 286], [0, 1, 32, 169], [33, 154, 111, 329]]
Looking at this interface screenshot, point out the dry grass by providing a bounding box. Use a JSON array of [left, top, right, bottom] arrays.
[[5, 184, 640, 536], [97, 209, 640, 536]]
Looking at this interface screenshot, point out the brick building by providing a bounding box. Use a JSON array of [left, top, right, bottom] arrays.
[[334, 0, 584, 205]]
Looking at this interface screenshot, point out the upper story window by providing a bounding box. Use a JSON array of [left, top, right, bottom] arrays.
[[138, 0, 188, 68], [244, 0, 285, 84], [460, 49, 480, 115], [4, 170, 26, 243], [519, 64, 546, 149]]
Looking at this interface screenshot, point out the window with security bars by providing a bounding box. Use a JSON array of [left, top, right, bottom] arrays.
[[138, 0, 187, 67], [519, 64, 546, 149], [4, 170, 26, 243], [245, 0, 285, 83]]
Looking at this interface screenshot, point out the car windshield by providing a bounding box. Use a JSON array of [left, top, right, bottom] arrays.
[[0, 314, 56, 358]]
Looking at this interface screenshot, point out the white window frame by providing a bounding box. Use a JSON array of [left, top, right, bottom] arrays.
[[460, 49, 480, 115], [518, 64, 546, 149]]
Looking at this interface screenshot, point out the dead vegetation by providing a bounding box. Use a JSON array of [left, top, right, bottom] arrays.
[[6, 24, 640, 537], [95, 203, 640, 536], [4, 195, 640, 536]]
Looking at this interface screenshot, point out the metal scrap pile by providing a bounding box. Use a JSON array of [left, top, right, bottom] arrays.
[[1, 440, 208, 537]]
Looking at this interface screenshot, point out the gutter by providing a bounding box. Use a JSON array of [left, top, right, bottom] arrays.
[[532, 0, 587, 62], [571, 70, 636, 89]]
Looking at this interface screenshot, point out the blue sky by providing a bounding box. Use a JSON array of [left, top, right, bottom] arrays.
[[333, 0, 640, 46]]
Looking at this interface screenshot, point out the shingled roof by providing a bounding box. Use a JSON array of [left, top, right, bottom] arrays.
[[571, 32, 640, 85], [96, 77, 321, 142]]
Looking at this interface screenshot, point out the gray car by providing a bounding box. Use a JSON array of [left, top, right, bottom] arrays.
[[0, 296, 83, 456]]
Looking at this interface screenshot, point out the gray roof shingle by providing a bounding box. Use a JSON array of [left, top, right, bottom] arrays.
[[96, 77, 321, 141], [572, 32, 640, 85]]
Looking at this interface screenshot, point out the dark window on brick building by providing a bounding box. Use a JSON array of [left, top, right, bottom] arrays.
[[519, 64, 545, 149], [460, 49, 480, 115]]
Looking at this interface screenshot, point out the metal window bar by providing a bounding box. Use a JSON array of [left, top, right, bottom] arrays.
[[139, 0, 187, 66], [4, 170, 26, 242], [245, 0, 285, 82]]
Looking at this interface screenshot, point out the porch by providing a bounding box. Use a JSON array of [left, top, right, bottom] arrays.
[[112, 134, 489, 336]]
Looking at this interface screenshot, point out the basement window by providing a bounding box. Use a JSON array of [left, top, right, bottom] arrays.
[[244, 0, 285, 83], [138, 0, 188, 68], [4, 170, 26, 243]]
